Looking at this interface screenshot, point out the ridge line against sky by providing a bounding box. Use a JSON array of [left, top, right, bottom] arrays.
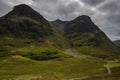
[[0, 0, 120, 41]]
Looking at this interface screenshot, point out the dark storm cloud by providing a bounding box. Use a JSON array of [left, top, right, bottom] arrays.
[[98, 0, 120, 13], [107, 14, 120, 24], [81, 0, 105, 6], [31, 0, 94, 20], [57, 1, 80, 19], [33, 0, 58, 3], [0, 0, 120, 40], [0, 0, 12, 16], [96, 0, 120, 40]]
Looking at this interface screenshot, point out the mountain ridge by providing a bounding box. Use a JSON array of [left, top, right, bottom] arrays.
[[0, 4, 120, 59]]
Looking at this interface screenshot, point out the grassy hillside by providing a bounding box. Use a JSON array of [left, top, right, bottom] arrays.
[[0, 55, 106, 80]]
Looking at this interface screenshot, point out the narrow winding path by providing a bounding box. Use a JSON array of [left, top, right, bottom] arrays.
[[104, 64, 111, 74]]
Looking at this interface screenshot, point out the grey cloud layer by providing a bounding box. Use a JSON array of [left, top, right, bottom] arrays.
[[81, 0, 105, 6], [0, 0, 120, 40]]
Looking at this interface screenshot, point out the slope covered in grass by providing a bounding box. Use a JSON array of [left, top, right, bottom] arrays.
[[0, 55, 106, 80]]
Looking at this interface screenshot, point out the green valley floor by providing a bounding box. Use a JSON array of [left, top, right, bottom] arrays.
[[0, 54, 120, 80]]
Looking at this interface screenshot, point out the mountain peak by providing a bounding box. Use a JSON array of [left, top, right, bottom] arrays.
[[0, 4, 53, 39], [65, 15, 98, 34], [13, 4, 32, 10], [77, 15, 90, 19], [4, 4, 43, 20], [55, 19, 62, 22], [75, 15, 92, 22], [53, 19, 65, 23]]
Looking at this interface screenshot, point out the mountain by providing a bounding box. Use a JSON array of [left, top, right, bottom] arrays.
[[4, 4, 44, 20], [0, 4, 69, 60], [0, 4, 119, 60], [65, 15, 98, 33], [113, 40, 120, 47], [64, 15, 120, 59], [0, 4, 53, 39]]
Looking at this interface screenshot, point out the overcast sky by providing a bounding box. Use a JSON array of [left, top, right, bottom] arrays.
[[0, 0, 120, 41]]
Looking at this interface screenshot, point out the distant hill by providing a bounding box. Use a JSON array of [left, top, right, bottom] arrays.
[[50, 19, 68, 35], [51, 19, 68, 26], [113, 40, 120, 47]]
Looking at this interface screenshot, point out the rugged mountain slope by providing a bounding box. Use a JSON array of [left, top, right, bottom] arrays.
[[0, 4, 53, 39], [113, 40, 120, 47], [64, 15, 120, 59], [0, 4, 70, 60]]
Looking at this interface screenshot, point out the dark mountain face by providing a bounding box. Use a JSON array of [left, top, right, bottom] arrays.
[[64, 15, 108, 46], [113, 40, 120, 47], [4, 4, 44, 20], [0, 4, 53, 39], [0, 4, 69, 60], [65, 15, 98, 34]]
